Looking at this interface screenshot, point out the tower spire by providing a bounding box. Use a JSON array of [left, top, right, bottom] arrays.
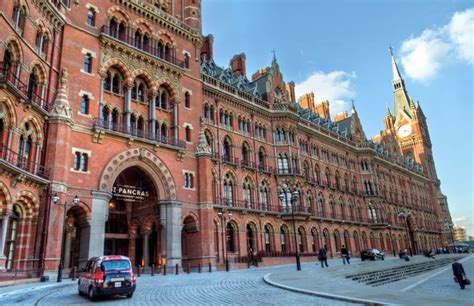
[[389, 45, 402, 81]]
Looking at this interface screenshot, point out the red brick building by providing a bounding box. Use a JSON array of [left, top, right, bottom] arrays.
[[0, 0, 452, 278]]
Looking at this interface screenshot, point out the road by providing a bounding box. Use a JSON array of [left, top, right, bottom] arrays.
[[1, 262, 356, 305]]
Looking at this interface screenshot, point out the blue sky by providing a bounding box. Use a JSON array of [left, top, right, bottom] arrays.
[[202, 0, 474, 235]]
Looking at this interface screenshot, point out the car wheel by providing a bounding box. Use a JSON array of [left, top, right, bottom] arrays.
[[126, 292, 133, 299], [361, 257, 365, 261], [381, 256, 385, 260], [88, 287, 96, 301], [78, 287, 83, 296]]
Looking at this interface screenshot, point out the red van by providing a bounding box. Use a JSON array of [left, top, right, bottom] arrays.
[[78, 255, 136, 300]]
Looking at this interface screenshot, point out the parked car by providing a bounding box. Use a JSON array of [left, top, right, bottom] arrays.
[[360, 248, 385, 261], [78, 255, 136, 300]]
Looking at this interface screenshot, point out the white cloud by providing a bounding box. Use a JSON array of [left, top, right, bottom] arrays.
[[448, 8, 474, 64], [399, 8, 474, 82], [294, 70, 356, 118]]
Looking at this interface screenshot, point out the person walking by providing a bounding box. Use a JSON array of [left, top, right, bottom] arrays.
[[452, 261, 467, 290], [341, 245, 350, 265], [318, 247, 329, 268]]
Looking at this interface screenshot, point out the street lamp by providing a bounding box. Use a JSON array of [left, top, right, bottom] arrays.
[[218, 210, 232, 271], [52, 193, 80, 282], [398, 211, 413, 256], [279, 191, 301, 271]]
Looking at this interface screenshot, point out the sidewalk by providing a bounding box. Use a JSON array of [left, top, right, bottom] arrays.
[[0, 278, 76, 298], [264, 254, 474, 305]]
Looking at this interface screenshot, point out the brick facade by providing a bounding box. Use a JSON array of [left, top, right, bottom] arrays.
[[0, 0, 452, 277]]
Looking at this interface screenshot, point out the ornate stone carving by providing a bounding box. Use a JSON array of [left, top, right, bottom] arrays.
[[196, 118, 212, 157], [50, 68, 72, 121]]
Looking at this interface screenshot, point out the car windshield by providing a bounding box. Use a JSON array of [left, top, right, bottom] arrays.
[[101, 260, 131, 271], [372, 249, 381, 253]]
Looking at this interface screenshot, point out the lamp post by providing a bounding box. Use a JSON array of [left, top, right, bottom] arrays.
[[398, 211, 413, 256], [279, 191, 301, 271], [387, 223, 396, 257], [52, 193, 80, 282], [341, 219, 346, 248], [218, 210, 232, 271]]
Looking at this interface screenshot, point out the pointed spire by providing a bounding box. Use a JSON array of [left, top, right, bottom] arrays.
[[271, 49, 277, 63], [351, 99, 357, 114], [389, 45, 402, 81], [386, 104, 392, 116]]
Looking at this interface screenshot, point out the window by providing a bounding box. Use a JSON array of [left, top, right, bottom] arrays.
[[184, 92, 191, 108], [184, 53, 190, 69], [73, 151, 88, 172], [185, 126, 191, 142], [5, 205, 21, 269], [12, 6, 26, 33], [83, 54, 92, 73], [80, 94, 89, 114], [35, 32, 49, 56], [87, 8, 96, 26], [184, 173, 194, 188], [277, 154, 289, 174]]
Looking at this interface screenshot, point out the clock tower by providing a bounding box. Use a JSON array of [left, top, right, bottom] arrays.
[[389, 48, 437, 180]]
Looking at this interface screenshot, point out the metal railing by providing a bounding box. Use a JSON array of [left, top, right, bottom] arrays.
[[0, 65, 50, 112], [0, 144, 49, 179], [93, 118, 186, 149], [100, 26, 185, 68]]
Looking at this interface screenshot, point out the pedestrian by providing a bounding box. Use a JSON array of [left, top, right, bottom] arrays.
[[318, 247, 328, 268], [341, 245, 350, 265], [452, 261, 468, 290]]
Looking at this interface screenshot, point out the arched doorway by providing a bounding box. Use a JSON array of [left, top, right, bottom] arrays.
[[63, 205, 89, 270], [105, 166, 160, 269], [182, 215, 199, 267]]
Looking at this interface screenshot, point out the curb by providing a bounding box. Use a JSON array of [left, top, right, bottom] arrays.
[[263, 273, 388, 306]]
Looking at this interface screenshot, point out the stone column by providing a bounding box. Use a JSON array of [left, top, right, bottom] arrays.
[[99, 79, 104, 120], [63, 226, 74, 269], [142, 231, 150, 269], [0, 216, 9, 270], [124, 87, 132, 131], [149, 95, 157, 137], [88, 191, 111, 258], [173, 103, 178, 139], [159, 200, 182, 269]]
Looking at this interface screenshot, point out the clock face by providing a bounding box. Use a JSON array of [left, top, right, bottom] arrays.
[[398, 124, 412, 137]]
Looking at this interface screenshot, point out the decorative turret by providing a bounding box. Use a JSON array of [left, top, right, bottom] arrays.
[[50, 68, 72, 122], [196, 118, 212, 157], [384, 104, 394, 131]]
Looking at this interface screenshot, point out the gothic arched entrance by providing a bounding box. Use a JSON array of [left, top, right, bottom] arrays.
[[91, 148, 180, 270], [105, 166, 160, 269]]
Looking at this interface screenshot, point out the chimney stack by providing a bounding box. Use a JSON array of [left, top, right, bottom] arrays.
[[229, 53, 246, 76]]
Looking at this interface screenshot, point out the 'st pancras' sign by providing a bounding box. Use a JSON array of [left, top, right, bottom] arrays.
[[112, 185, 149, 201]]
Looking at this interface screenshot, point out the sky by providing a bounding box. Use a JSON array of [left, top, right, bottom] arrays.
[[201, 0, 474, 236]]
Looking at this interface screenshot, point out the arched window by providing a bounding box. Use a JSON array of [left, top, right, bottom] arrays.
[[132, 79, 147, 102], [258, 148, 266, 169], [242, 177, 252, 208], [35, 31, 49, 56], [27, 71, 39, 100], [160, 88, 169, 109], [222, 137, 232, 161], [298, 227, 305, 253], [3, 49, 13, 74], [134, 30, 143, 49], [223, 173, 233, 206], [160, 123, 168, 139], [264, 225, 272, 253], [315, 165, 321, 184], [241, 143, 250, 165], [226, 223, 236, 253], [6, 204, 21, 269], [137, 116, 145, 136], [111, 108, 119, 125], [259, 182, 269, 211], [18, 123, 33, 168], [279, 189, 292, 212], [130, 114, 137, 135]]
